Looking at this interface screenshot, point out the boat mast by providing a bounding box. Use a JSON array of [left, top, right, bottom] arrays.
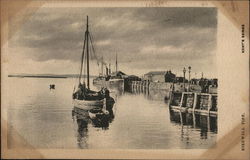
[[115, 53, 118, 73], [109, 63, 111, 75], [86, 16, 90, 89], [79, 22, 87, 84], [101, 56, 103, 76]]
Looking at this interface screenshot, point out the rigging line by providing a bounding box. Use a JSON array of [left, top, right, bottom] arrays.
[[90, 32, 106, 65], [89, 33, 97, 61], [89, 32, 100, 65], [89, 40, 95, 61], [79, 31, 87, 84]]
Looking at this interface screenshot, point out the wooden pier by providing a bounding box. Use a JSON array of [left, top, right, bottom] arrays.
[[169, 92, 217, 116], [128, 81, 205, 92], [127, 79, 218, 116], [130, 80, 150, 91]]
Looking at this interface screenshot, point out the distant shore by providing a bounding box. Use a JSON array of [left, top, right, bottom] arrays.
[[8, 74, 97, 79]]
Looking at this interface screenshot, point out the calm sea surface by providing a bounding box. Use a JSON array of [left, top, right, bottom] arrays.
[[7, 77, 217, 149]]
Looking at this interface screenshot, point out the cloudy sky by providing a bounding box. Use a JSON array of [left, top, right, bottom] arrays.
[[8, 7, 217, 78]]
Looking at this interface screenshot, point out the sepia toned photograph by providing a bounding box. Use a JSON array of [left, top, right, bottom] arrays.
[[1, 0, 249, 159]]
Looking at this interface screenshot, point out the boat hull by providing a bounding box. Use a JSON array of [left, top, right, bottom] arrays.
[[73, 97, 115, 111], [73, 99, 104, 110], [88, 109, 109, 119]]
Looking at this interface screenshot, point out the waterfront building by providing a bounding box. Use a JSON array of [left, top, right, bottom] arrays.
[[144, 71, 176, 82]]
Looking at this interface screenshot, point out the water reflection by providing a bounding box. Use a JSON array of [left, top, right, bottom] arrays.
[[95, 83, 125, 97], [90, 109, 115, 129], [128, 87, 169, 103], [128, 86, 217, 148], [8, 78, 217, 149], [169, 109, 217, 140], [72, 97, 115, 148]]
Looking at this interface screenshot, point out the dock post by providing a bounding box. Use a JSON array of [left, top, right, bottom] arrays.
[[142, 81, 145, 92], [135, 81, 138, 91], [207, 114, 210, 131], [193, 93, 197, 112], [208, 94, 212, 114], [139, 81, 142, 92], [140, 81, 143, 92], [136, 81, 139, 91], [139, 81, 141, 91], [132, 81, 134, 91], [180, 92, 185, 110], [192, 112, 196, 128], [134, 81, 136, 91]]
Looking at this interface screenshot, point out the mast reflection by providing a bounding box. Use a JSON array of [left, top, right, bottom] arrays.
[[72, 108, 89, 149]]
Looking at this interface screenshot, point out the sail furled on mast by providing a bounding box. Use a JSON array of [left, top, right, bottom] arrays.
[[86, 16, 90, 89], [115, 53, 118, 73], [79, 16, 107, 87], [79, 26, 87, 84], [78, 15, 90, 89]]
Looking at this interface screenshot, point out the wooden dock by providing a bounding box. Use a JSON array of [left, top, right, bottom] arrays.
[[169, 91, 217, 116]]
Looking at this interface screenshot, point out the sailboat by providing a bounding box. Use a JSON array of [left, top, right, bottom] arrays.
[[72, 16, 114, 110]]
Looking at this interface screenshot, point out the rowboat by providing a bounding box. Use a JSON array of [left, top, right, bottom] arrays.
[[88, 108, 109, 119]]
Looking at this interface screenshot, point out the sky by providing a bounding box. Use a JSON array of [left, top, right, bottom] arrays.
[[8, 7, 217, 78]]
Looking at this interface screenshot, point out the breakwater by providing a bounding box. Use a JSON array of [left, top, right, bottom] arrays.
[[127, 80, 216, 94], [169, 92, 217, 116]]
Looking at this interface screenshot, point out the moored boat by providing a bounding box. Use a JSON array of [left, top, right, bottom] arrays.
[[49, 84, 55, 89], [88, 108, 109, 119], [93, 53, 126, 91], [72, 16, 114, 111]]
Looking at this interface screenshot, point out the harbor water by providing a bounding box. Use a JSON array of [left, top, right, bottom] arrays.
[[7, 77, 217, 149]]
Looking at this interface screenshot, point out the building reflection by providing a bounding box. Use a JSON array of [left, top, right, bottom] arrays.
[[169, 108, 217, 140], [128, 87, 169, 103], [126, 84, 217, 143], [95, 84, 124, 97]]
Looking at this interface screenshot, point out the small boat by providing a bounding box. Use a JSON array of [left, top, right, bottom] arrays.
[[49, 84, 55, 89], [72, 16, 114, 111], [88, 97, 113, 129], [88, 108, 109, 119]]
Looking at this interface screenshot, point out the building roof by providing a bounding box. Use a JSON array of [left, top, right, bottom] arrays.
[[110, 71, 126, 76], [144, 71, 174, 76], [144, 71, 167, 76], [128, 75, 139, 77]]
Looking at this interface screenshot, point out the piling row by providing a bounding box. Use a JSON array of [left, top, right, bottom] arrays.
[[170, 92, 217, 116], [127, 80, 217, 116], [129, 80, 150, 92]]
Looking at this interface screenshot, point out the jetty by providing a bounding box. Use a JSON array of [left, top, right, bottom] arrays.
[[169, 91, 217, 116], [124, 68, 218, 116]]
